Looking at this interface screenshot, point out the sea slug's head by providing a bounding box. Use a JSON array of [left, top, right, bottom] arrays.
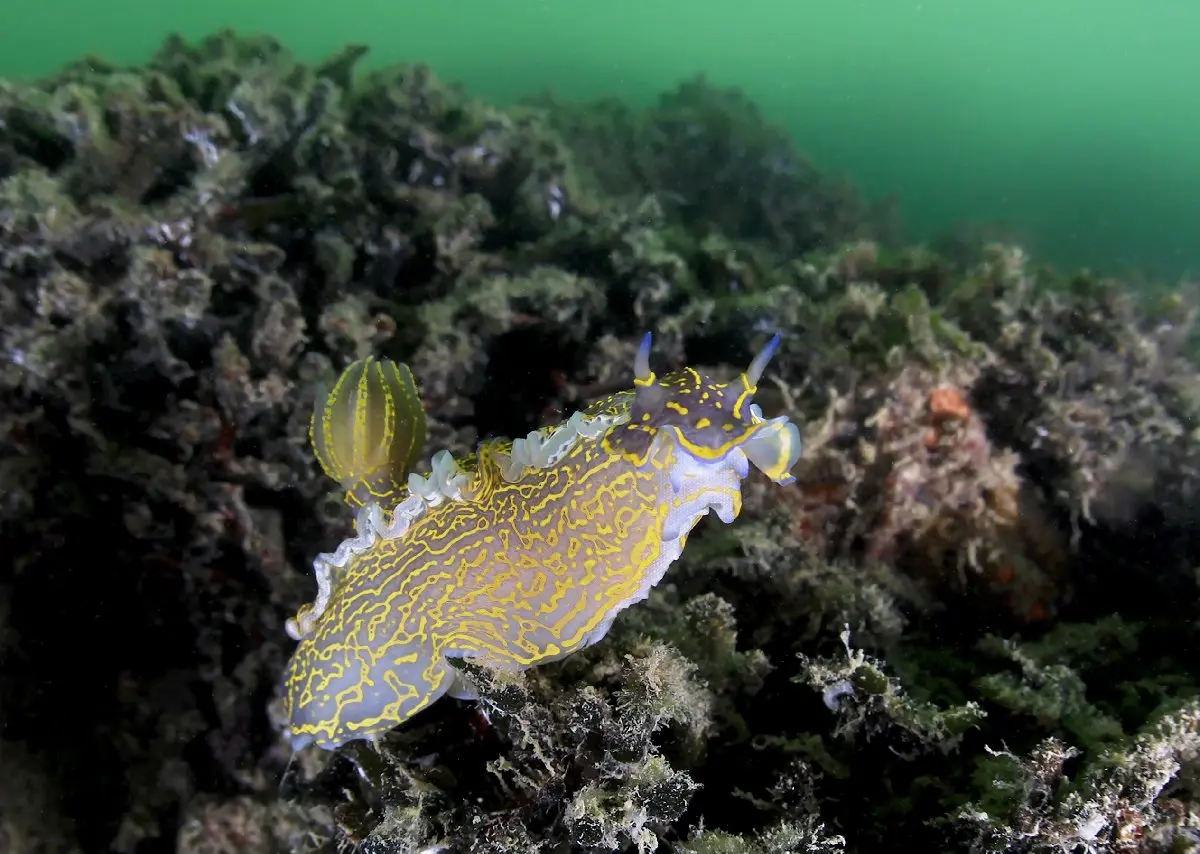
[[602, 333, 802, 484]]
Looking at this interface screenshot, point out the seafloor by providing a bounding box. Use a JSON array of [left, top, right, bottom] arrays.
[[0, 31, 1197, 854]]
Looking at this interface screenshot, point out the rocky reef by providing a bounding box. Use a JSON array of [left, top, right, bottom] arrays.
[[0, 30, 1197, 854]]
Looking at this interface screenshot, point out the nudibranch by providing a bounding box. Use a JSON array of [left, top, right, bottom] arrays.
[[283, 333, 801, 750]]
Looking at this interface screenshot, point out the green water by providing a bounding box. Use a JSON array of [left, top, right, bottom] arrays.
[[3, 0, 1197, 280]]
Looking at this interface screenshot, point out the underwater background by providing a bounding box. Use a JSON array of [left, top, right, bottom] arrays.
[[3, 0, 1198, 280], [2, 3, 1200, 854]]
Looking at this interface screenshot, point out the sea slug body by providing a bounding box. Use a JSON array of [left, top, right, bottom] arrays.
[[283, 333, 802, 750]]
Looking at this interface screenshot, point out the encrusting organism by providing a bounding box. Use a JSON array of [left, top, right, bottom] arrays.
[[283, 332, 803, 749]]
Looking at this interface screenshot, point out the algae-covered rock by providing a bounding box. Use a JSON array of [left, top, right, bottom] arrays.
[[529, 75, 896, 257]]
